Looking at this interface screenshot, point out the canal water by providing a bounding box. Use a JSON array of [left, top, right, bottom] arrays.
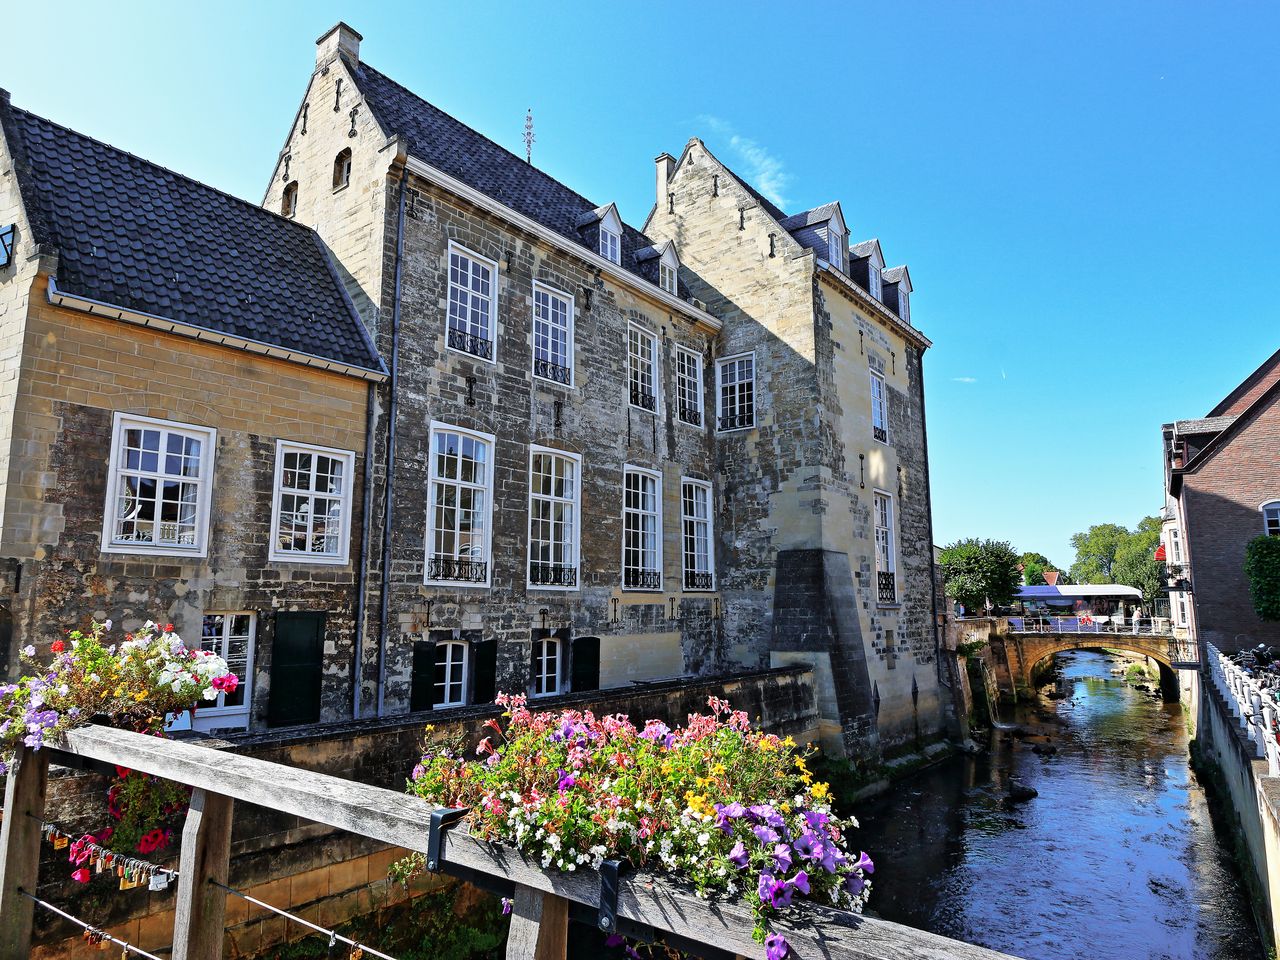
[[855, 650, 1265, 960]]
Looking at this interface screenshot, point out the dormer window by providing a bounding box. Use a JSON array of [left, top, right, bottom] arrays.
[[868, 263, 882, 300], [660, 261, 677, 294], [827, 228, 844, 270], [600, 227, 620, 264], [898, 289, 910, 324], [333, 148, 352, 190], [282, 181, 299, 218]]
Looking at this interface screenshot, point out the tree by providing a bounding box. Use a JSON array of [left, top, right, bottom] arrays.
[[1019, 551, 1068, 586], [939, 539, 1022, 613], [1068, 523, 1130, 584]]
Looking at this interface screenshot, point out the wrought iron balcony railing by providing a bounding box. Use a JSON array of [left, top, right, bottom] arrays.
[[873, 425, 888, 443], [684, 570, 714, 591], [624, 568, 662, 590], [678, 404, 702, 427], [534, 358, 571, 385], [447, 327, 493, 360], [630, 387, 657, 412], [427, 556, 488, 583], [877, 570, 897, 604], [529, 561, 577, 587], [718, 411, 754, 431]]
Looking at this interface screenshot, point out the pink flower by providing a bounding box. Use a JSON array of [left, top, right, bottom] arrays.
[[71, 868, 90, 883]]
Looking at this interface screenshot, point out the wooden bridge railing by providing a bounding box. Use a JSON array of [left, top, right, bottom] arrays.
[[0, 724, 1021, 960]]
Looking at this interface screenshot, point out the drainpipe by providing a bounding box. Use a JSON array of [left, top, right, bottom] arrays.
[[352, 380, 377, 720], [376, 170, 409, 717]]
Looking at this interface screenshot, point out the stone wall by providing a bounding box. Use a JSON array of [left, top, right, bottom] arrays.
[[30, 666, 817, 959]]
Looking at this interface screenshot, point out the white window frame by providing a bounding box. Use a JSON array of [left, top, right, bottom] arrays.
[[434, 639, 469, 707], [1262, 501, 1280, 537], [622, 466, 663, 592], [659, 261, 677, 294], [269, 441, 355, 564], [196, 612, 255, 725], [599, 227, 621, 265], [424, 422, 496, 588], [898, 289, 911, 324], [716, 352, 756, 433], [868, 263, 882, 300], [445, 241, 498, 364], [828, 228, 844, 270], [874, 490, 897, 604], [681, 478, 715, 592], [531, 281, 575, 388], [628, 324, 660, 414], [870, 370, 889, 444], [101, 413, 216, 558], [674, 346, 704, 430], [532, 635, 561, 697], [1170, 528, 1183, 562], [527, 446, 582, 592]]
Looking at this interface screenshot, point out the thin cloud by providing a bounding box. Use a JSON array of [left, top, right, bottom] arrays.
[[699, 115, 792, 209], [951, 376, 978, 384]]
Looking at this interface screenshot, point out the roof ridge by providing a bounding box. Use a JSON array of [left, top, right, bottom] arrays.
[[356, 62, 649, 235], [10, 104, 319, 237]]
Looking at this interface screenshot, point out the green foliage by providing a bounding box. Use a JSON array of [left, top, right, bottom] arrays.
[[1068, 517, 1164, 602], [1125, 663, 1149, 682], [1019, 551, 1070, 586], [1245, 535, 1280, 622], [956, 636, 989, 658], [1069, 523, 1131, 583], [939, 539, 1021, 612]]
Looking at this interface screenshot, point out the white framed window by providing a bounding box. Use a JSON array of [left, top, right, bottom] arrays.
[[199, 612, 254, 723], [660, 261, 677, 294], [628, 325, 659, 413], [533, 636, 561, 696], [434, 640, 468, 707], [874, 491, 897, 604], [532, 282, 574, 386], [871, 371, 888, 444], [446, 242, 497, 362], [898, 289, 910, 324], [270, 441, 355, 564], [623, 467, 662, 590], [1170, 528, 1182, 562], [333, 148, 352, 190], [528, 447, 581, 590], [868, 263, 882, 300], [828, 228, 844, 269], [1178, 597, 1188, 625], [281, 181, 298, 218], [101, 413, 215, 558], [600, 227, 620, 264], [1263, 501, 1280, 537], [681, 479, 714, 591], [674, 347, 703, 428], [425, 423, 494, 587], [716, 353, 755, 432]]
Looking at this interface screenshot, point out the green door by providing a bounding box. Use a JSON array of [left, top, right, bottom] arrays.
[[267, 612, 324, 727]]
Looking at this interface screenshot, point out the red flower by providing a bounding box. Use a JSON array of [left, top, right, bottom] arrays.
[[137, 829, 166, 854], [71, 868, 90, 883], [115, 765, 132, 780], [51, 640, 65, 653], [164, 624, 174, 632]]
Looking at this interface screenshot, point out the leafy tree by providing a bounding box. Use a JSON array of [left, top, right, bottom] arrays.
[[939, 539, 1022, 613], [1245, 536, 1280, 621], [1068, 523, 1130, 583], [1019, 551, 1069, 586]]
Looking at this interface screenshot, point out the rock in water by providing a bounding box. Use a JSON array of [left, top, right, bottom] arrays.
[[1008, 779, 1039, 803]]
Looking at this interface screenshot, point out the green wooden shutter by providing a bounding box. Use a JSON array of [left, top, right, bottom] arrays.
[[409, 640, 435, 713], [472, 638, 497, 706], [267, 612, 324, 727]]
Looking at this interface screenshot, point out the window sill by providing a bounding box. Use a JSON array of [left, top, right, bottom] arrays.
[[533, 373, 574, 390], [332, 183, 350, 194], [716, 426, 755, 435], [101, 543, 208, 560], [622, 586, 665, 594], [629, 403, 659, 417], [446, 342, 497, 365], [424, 580, 491, 590], [269, 552, 351, 566], [876, 602, 903, 610]]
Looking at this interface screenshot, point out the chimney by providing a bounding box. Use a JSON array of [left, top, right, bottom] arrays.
[[1043, 570, 1060, 586], [316, 22, 362, 68], [655, 153, 676, 211]]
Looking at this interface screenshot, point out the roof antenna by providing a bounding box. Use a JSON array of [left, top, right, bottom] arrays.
[[523, 108, 535, 165]]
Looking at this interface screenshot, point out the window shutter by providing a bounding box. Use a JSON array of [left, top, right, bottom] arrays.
[[472, 638, 498, 706], [571, 636, 600, 692], [409, 640, 434, 712]]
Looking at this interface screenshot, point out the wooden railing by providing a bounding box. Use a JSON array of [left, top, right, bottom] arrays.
[[0, 725, 1021, 960]]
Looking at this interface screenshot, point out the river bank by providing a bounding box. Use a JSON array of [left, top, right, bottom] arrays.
[[853, 650, 1265, 960]]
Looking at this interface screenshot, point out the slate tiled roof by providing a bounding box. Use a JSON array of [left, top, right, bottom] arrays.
[[1174, 416, 1237, 436], [0, 101, 382, 374], [850, 239, 882, 261], [882, 266, 910, 286], [350, 63, 660, 283], [778, 202, 840, 231]]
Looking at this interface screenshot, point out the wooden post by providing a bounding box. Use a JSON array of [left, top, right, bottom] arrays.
[[506, 883, 569, 960], [0, 745, 50, 960], [171, 788, 234, 960]]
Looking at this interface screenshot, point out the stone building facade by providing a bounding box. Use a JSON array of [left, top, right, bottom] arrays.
[[263, 24, 946, 755], [1162, 348, 1280, 651], [0, 92, 386, 731]]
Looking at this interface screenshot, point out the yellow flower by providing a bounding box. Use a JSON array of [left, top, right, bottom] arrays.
[[801, 773, 813, 786], [810, 782, 830, 801], [782, 736, 796, 749], [759, 739, 777, 753], [779, 802, 791, 814], [712, 763, 726, 776]]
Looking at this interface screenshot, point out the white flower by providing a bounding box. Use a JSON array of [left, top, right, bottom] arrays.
[[22, 645, 34, 657], [202, 687, 216, 700], [103, 619, 113, 630]]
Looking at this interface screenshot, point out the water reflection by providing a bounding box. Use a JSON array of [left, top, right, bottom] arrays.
[[855, 651, 1264, 960]]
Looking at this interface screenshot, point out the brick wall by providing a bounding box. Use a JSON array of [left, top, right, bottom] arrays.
[[1182, 394, 1280, 650]]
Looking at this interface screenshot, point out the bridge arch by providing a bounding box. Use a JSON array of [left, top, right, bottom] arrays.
[[1006, 633, 1182, 701]]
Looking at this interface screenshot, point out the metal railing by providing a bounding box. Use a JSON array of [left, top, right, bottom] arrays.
[[876, 570, 897, 604], [629, 387, 656, 412], [447, 327, 493, 360], [529, 561, 577, 588], [1009, 615, 1172, 636], [534, 358, 571, 385], [427, 556, 488, 583], [1207, 643, 1280, 777]]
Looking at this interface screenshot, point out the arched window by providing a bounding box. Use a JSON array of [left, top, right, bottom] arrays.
[[1263, 501, 1280, 537], [434, 640, 468, 707], [533, 636, 561, 697], [333, 148, 352, 190], [281, 181, 298, 217]]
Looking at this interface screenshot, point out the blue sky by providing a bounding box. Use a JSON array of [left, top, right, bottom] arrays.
[[8, 2, 1279, 567]]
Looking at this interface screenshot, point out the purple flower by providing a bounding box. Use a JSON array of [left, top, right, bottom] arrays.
[[844, 873, 866, 896], [753, 824, 780, 845], [728, 841, 750, 870], [604, 934, 625, 947], [802, 809, 830, 830], [556, 769, 577, 793], [757, 873, 794, 909], [851, 850, 874, 875], [749, 804, 786, 829], [765, 932, 790, 960], [501, 897, 513, 915], [715, 801, 746, 833], [789, 870, 810, 895], [772, 843, 793, 874], [792, 831, 821, 860]]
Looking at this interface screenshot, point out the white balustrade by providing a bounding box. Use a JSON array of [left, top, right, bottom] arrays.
[[1209, 643, 1280, 775]]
